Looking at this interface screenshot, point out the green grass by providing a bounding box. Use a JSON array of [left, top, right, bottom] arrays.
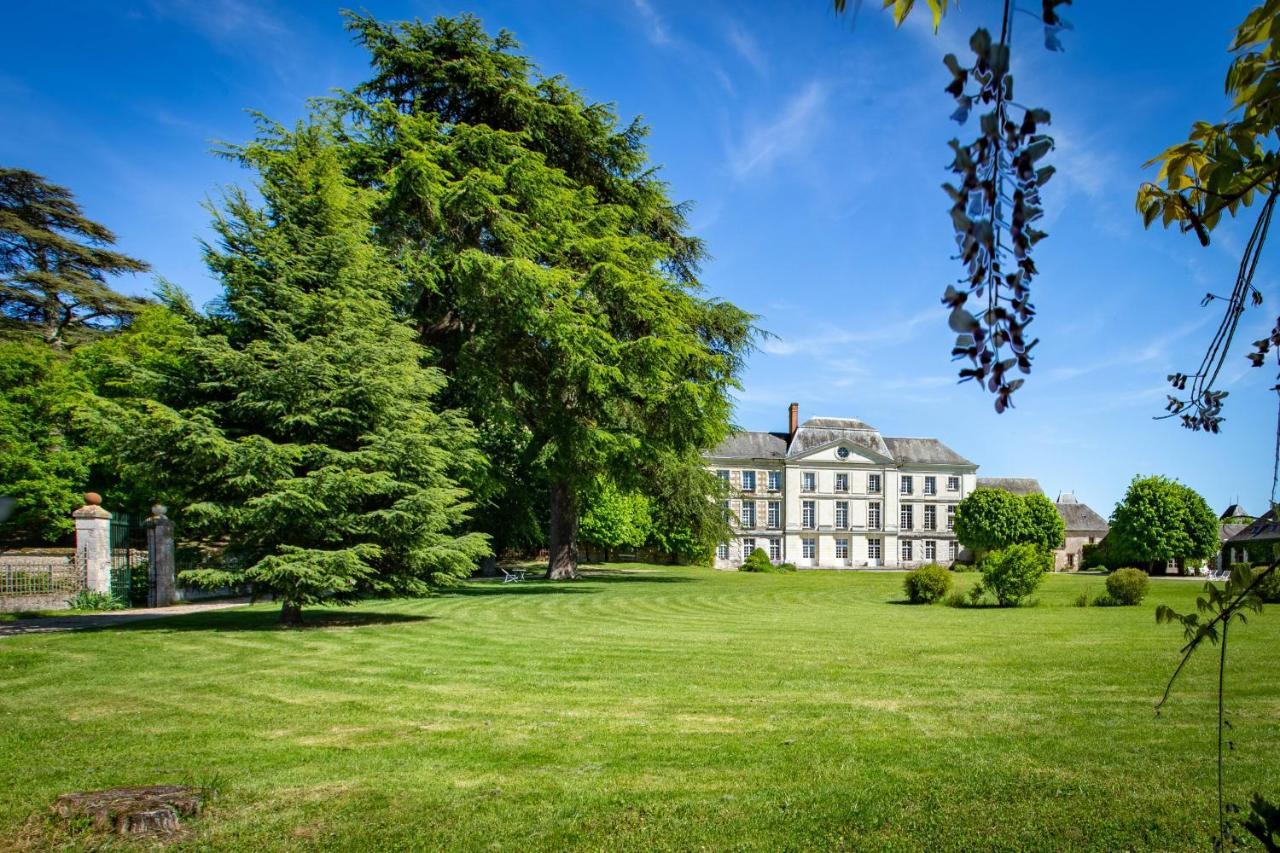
[[1, 566, 1277, 850]]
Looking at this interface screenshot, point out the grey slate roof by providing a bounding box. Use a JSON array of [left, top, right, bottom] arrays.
[[707, 431, 789, 459], [1055, 495, 1110, 533], [1221, 503, 1251, 521], [978, 477, 1044, 496], [1228, 509, 1280, 544], [883, 437, 975, 466], [788, 417, 891, 459], [1220, 523, 1248, 544]]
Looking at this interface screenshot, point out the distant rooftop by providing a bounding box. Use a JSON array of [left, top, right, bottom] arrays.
[[978, 477, 1043, 496]]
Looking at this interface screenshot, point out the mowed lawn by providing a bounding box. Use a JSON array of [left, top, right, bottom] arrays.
[[2, 567, 1279, 850]]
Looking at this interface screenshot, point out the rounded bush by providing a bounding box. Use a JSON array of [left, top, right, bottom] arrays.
[[739, 547, 775, 573], [1252, 565, 1280, 603], [1105, 567, 1149, 605], [904, 563, 952, 604], [979, 544, 1051, 607]]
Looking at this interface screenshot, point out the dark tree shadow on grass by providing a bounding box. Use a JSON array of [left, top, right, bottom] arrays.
[[112, 609, 434, 633]]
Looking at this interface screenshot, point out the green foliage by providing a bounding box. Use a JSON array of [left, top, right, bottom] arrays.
[[579, 478, 652, 557], [340, 13, 756, 575], [643, 453, 733, 565], [954, 487, 1063, 556], [65, 589, 125, 611], [0, 339, 90, 543], [0, 167, 149, 348], [904, 562, 951, 603], [115, 121, 489, 621], [1106, 568, 1151, 606], [739, 547, 773, 573], [1255, 564, 1280, 603], [977, 544, 1051, 607], [1108, 475, 1219, 568]]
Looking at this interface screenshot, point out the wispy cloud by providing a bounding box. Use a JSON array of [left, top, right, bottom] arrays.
[[630, 0, 671, 46], [726, 22, 767, 76], [761, 308, 936, 357], [728, 80, 828, 179], [146, 0, 288, 44]]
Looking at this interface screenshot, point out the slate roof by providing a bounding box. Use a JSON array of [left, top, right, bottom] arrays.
[[1054, 493, 1110, 533], [788, 418, 892, 459], [882, 437, 975, 466], [1221, 503, 1251, 521], [707, 431, 789, 459], [977, 477, 1044, 496], [1220, 523, 1248, 544], [1228, 508, 1280, 544]]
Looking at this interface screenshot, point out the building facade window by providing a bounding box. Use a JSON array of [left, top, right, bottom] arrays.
[[769, 538, 782, 561], [802, 500, 816, 529], [767, 501, 781, 529], [721, 500, 731, 524], [868, 473, 882, 493], [742, 537, 756, 556], [741, 502, 756, 529], [868, 501, 881, 530], [1067, 553, 1075, 569], [835, 473, 849, 492], [835, 538, 849, 560], [741, 470, 756, 492], [716, 469, 730, 484], [901, 540, 914, 561], [835, 501, 849, 528], [948, 540, 958, 560], [768, 470, 782, 491], [717, 543, 729, 560], [802, 537, 816, 559], [947, 475, 960, 492], [946, 505, 955, 531], [900, 475, 914, 495], [802, 471, 816, 492], [900, 504, 914, 530], [924, 504, 937, 531], [924, 540, 937, 560], [924, 476, 936, 496], [868, 537, 882, 560]]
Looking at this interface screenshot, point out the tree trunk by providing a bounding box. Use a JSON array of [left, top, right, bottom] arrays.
[[547, 480, 578, 579], [280, 600, 303, 625]]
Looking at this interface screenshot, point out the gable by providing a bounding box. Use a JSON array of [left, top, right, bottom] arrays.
[[789, 439, 892, 465]]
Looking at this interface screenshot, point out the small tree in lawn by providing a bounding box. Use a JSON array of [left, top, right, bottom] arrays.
[[954, 487, 1026, 558], [117, 120, 488, 623], [1108, 475, 1219, 574], [0, 168, 149, 348], [1022, 493, 1065, 551], [579, 478, 651, 561], [978, 544, 1052, 607]]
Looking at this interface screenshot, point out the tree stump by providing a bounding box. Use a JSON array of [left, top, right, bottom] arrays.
[[52, 785, 205, 836]]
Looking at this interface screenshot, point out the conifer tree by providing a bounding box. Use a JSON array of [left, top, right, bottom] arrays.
[[116, 121, 488, 623], [0, 168, 149, 347]]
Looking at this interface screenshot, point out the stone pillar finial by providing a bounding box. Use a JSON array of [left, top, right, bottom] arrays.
[[145, 504, 176, 607]]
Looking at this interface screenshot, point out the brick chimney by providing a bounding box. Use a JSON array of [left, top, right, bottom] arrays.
[[788, 402, 799, 439]]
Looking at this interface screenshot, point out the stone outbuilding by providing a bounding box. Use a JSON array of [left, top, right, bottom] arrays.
[[1054, 492, 1110, 571]]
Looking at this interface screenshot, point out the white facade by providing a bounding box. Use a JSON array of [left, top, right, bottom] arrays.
[[706, 409, 978, 570]]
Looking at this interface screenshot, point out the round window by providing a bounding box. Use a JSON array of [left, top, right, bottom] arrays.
[[836, 447, 850, 460]]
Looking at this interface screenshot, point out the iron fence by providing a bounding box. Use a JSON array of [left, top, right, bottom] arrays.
[[0, 555, 85, 597]]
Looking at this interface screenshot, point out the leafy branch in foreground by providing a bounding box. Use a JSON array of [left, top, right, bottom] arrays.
[[1155, 559, 1279, 849], [1138, 0, 1280, 436]]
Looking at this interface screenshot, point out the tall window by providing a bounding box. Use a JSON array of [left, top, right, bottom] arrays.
[[802, 500, 816, 529], [868, 538, 882, 560], [948, 540, 958, 560], [924, 476, 936, 496], [802, 537, 816, 559], [742, 537, 756, 556], [900, 504, 913, 530], [741, 502, 756, 529], [722, 500, 731, 524], [835, 473, 849, 493], [769, 538, 782, 561], [835, 501, 849, 528], [835, 538, 849, 560], [717, 543, 729, 560], [802, 471, 816, 492], [868, 473, 882, 493], [868, 501, 882, 530], [924, 540, 937, 560], [767, 501, 781, 529], [901, 539, 913, 561], [716, 469, 730, 484], [947, 475, 960, 492], [768, 470, 782, 491], [741, 470, 756, 492], [946, 505, 956, 531], [924, 505, 937, 531], [900, 475, 914, 495]]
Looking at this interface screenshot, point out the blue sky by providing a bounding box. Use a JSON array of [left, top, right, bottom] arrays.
[[3, 0, 1273, 517]]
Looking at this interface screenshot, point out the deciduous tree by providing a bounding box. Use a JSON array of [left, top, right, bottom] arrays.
[[579, 478, 651, 561], [1108, 475, 1219, 574]]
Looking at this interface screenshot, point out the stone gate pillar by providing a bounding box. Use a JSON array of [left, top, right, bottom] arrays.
[[73, 493, 112, 594], [145, 504, 176, 607]]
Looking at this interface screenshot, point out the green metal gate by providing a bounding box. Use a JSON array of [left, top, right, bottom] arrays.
[[109, 513, 148, 607]]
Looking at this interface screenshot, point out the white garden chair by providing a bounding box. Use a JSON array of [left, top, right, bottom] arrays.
[[501, 567, 526, 584]]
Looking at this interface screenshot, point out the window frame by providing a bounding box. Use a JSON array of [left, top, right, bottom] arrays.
[[740, 501, 756, 529], [835, 538, 850, 560], [946, 475, 960, 492], [868, 537, 882, 560], [900, 504, 914, 530], [801, 537, 816, 559], [741, 470, 756, 492], [835, 500, 849, 529], [767, 500, 781, 529], [801, 500, 816, 529], [801, 471, 816, 492], [900, 475, 914, 495], [901, 539, 913, 561], [924, 476, 936, 496], [868, 501, 882, 530], [868, 473, 882, 493], [834, 472, 849, 493]]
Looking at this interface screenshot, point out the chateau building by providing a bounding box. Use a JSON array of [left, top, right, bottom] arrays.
[[705, 404, 977, 569]]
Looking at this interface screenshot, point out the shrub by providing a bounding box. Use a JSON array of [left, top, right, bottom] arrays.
[[1073, 591, 1091, 608], [904, 563, 951, 604], [66, 590, 125, 611], [776, 562, 798, 573], [1256, 565, 1280, 603], [978, 544, 1051, 607], [1105, 567, 1149, 605], [741, 548, 792, 573]]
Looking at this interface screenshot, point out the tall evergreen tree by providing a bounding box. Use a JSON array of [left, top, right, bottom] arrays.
[[0, 168, 149, 347], [340, 14, 756, 578], [112, 121, 488, 622]]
